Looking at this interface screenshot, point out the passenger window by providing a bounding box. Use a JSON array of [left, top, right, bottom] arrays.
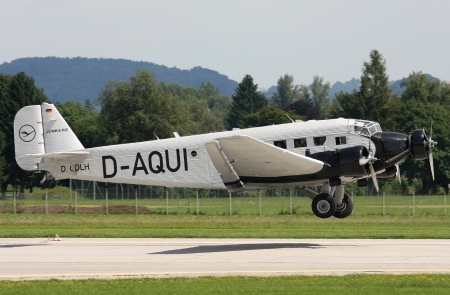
[[294, 138, 307, 148], [274, 140, 287, 149], [335, 136, 347, 145], [313, 136, 326, 146]]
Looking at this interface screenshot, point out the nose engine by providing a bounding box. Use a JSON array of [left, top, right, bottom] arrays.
[[411, 129, 431, 160], [410, 128, 437, 180], [372, 128, 437, 181]]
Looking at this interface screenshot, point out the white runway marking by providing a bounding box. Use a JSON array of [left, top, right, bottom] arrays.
[[1, 238, 450, 280]]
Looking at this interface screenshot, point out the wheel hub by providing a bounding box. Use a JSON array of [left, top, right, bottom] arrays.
[[336, 202, 346, 212], [317, 200, 330, 213]]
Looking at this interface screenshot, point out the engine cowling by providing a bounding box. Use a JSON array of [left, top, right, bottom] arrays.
[[338, 146, 369, 177], [411, 129, 428, 160], [308, 146, 369, 178]]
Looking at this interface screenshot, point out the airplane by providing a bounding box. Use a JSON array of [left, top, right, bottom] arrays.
[[14, 103, 436, 219]]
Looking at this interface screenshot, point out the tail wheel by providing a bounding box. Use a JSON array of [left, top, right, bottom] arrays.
[[312, 193, 336, 218], [333, 194, 353, 219]]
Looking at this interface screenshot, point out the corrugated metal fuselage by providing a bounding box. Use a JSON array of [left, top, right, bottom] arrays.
[[40, 118, 375, 189]]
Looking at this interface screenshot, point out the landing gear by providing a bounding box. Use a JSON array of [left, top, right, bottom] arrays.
[[311, 193, 336, 218], [333, 194, 353, 219], [40, 172, 54, 187]]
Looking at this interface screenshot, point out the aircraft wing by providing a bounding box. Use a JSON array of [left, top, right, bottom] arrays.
[[205, 135, 328, 190]]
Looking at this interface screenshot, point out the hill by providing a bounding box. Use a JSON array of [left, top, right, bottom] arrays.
[[266, 75, 439, 99], [0, 57, 239, 103]]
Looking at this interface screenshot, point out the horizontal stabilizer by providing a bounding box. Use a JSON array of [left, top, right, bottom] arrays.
[[28, 151, 90, 159]]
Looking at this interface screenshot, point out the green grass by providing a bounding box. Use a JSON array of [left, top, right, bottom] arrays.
[[1, 275, 450, 294], [2, 194, 449, 216], [2, 193, 449, 238], [1, 213, 449, 238]]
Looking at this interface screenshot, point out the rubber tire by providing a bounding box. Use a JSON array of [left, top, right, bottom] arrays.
[[312, 193, 336, 219], [333, 194, 353, 219]]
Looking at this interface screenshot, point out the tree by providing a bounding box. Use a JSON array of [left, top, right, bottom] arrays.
[[399, 72, 449, 105], [239, 105, 305, 128], [98, 69, 196, 144], [56, 101, 104, 148], [159, 82, 231, 133], [330, 50, 391, 123], [188, 82, 231, 132], [392, 72, 450, 193], [0, 72, 49, 197], [226, 75, 267, 129], [285, 98, 321, 120], [310, 76, 332, 119], [271, 74, 298, 109]]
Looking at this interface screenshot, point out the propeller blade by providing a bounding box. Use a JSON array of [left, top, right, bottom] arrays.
[[428, 122, 436, 181], [368, 161, 379, 192], [429, 148, 435, 181], [359, 158, 370, 166], [395, 164, 401, 184]]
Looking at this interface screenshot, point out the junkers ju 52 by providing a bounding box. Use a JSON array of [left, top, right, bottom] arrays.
[[14, 103, 436, 219]]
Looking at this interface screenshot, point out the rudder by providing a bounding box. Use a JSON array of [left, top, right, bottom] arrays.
[[14, 102, 84, 171]]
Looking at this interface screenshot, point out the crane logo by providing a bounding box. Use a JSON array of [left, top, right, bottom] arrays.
[[19, 125, 36, 142]]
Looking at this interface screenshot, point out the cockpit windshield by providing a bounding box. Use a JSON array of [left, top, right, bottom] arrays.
[[353, 120, 382, 136]]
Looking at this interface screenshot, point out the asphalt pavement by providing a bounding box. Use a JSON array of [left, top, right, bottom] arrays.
[[1, 238, 450, 280]]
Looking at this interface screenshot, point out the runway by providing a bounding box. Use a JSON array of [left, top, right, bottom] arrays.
[[1, 238, 450, 280]]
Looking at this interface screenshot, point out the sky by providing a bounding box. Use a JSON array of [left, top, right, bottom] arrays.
[[1, 0, 449, 89]]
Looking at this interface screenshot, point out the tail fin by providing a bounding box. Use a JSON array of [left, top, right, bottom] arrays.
[[14, 103, 84, 171]]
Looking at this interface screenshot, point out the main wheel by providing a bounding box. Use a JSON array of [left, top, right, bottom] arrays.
[[333, 194, 353, 219], [311, 193, 336, 218]]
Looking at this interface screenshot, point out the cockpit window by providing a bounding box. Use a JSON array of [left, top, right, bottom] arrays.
[[354, 120, 382, 136]]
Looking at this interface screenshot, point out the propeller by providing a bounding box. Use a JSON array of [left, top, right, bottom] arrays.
[[402, 126, 437, 181], [427, 123, 437, 181], [368, 138, 379, 192], [367, 150, 379, 193], [358, 140, 379, 192]]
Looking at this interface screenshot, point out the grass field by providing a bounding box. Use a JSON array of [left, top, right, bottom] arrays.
[[2, 191, 450, 238], [1, 275, 450, 294], [1, 213, 449, 238], [1, 193, 448, 216]]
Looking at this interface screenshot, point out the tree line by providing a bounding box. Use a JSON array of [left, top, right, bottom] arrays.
[[1, 50, 449, 197]]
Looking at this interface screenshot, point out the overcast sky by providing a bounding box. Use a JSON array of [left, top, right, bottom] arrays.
[[1, 0, 449, 89]]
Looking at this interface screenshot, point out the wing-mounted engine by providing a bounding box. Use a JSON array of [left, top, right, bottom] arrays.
[[308, 146, 370, 178], [337, 146, 370, 176]]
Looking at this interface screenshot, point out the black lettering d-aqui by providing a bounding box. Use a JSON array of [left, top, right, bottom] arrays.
[[165, 149, 181, 172], [183, 148, 188, 171], [132, 152, 149, 176], [102, 155, 117, 178], [148, 151, 165, 174]]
